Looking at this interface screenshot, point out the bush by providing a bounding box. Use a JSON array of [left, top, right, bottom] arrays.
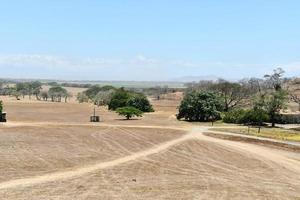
[[127, 94, 154, 112], [116, 106, 143, 120], [275, 114, 300, 124], [241, 109, 269, 126], [223, 109, 247, 124], [177, 91, 223, 121]]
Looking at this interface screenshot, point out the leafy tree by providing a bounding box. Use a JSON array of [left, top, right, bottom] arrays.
[[223, 109, 247, 124], [30, 81, 42, 100], [108, 88, 132, 110], [84, 85, 116, 100], [84, 85, 103, 99], [177, 91, 223, 121], [16, 83, 28, 98], [77, 92, 89, 103], [211, 81, 249, 111], [93, 90, 114, 106], [263, 68, 288, 127], [47, 82, 59, 86], [48, 86, 68, 102], [241, 108, 269, 126], [116, 106, 143, 120], [127, 94, 154, 112], [264, 89, 288, 127]]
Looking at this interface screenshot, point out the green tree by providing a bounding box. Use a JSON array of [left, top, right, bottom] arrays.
[[116, 106, 143, 120], [241, 108, 269, 126], [84, 85, 116, 100], [263, 68, 288, 127], [30, 81, 42, 100], [108, 88, 132, 110], [127, 94, 154, 112], [16, 83, 28, 98], [177, 91, 223, 121], [84, 85, 103, 99], [77, 92, 89, 103], [48, 86, 68, 102], [223, 109, 247, 124], [264, 90, 288, 127]]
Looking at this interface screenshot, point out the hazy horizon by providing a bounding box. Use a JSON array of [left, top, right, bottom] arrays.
[[0, 1, 299, 81]]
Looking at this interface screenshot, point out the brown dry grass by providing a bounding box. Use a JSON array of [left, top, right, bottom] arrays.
[[0, 92, 300, 199]]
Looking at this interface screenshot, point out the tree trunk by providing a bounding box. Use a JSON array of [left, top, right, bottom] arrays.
[[272, 121, 275, 127]]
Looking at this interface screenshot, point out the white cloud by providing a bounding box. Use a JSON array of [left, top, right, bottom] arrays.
[[0, 54, 122, 69], [0, 54, 299, 80]]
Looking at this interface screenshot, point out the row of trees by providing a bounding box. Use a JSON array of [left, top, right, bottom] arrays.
[[78, 86, 154, 119], [0, 81, 43, 100], [0, 81, 71, 103], [177, 68, 290, 127], [78, 86, 154, 112]]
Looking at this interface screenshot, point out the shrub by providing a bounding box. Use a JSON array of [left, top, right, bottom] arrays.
[[177, 91, 223, 121], [116, 106, 143, 120], [223, 109, 247, 124], [241, 109, 269, 126], [127, 94, 154, 112], [275, 114, 300, 124]]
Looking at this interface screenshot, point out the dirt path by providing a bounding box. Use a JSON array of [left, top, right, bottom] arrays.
[[0, 128, 198, 190], [0, 125, 300, 192]]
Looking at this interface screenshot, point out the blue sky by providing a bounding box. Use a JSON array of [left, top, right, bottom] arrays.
[[0, 0, 299, 81]]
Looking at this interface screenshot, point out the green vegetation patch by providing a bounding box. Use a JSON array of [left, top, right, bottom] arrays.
[[211, 127, 300, 142]]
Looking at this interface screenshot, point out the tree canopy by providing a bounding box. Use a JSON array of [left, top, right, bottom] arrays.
[[48, 86, 69, 102], [116, 106, 143, 120], [177, 91, 223, 121], [108, 88, 132, 110], [127, 94, 154, 112]]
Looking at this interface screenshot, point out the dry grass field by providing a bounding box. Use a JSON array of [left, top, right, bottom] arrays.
[[0, 93, 300, 199]]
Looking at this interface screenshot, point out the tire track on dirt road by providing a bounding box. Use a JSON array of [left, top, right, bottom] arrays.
[[0, 129, 197, 190], [1, 126, 299, 191]]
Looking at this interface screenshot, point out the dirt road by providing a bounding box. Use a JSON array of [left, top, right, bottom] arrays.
[[1, 126, 300, 199]]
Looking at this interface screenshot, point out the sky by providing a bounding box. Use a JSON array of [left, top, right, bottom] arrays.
[[0, 0, 300, 81]]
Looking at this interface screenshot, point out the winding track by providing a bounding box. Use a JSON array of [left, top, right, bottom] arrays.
[[0, 124, 300, 191]]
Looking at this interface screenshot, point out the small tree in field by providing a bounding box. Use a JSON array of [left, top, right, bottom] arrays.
[[116, 106, 143, 120]]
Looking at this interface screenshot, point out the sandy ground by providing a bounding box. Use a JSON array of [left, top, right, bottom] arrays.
[[0, 95, 300, 199]]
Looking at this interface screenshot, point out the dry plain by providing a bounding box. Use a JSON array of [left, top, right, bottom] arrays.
[[0, 95, 300, 199]]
